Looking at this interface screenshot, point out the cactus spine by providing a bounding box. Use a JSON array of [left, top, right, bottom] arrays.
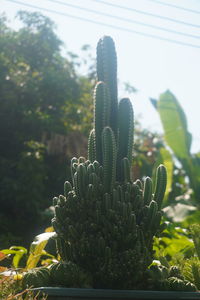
[[50, 36, 168, 289]]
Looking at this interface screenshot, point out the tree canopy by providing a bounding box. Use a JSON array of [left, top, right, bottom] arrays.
[[0, 11, 93, 247]]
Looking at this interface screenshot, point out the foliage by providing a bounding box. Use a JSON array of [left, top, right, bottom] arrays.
[[0, 227, 56, 298], [0, 12, 93, 247], [1, 9, 199, 293], [154, 223, 200, 290], [132, 122, 176, 209], [26, 230, 56, 270], [0, 228, 57, 270], [182, 258, 200, 290], [151, 91, 200, 216], [145, 264, 196, 291], [154, 223, 194, 261], [0, 276, 47, 300]]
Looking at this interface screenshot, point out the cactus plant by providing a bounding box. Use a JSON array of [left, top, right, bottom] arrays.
[[22, 36, 198, 292], [22, 267, 50, 288], [145, 264, 196, 291], [50, 36, 168, 289], [18, 36, 200, 294]]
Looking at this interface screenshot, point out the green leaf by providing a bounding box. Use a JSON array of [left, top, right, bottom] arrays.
[[154, 224, 194, 260], [1, 247, 27, 268], [190, 224, 200, 259], [157, 90, 191, 159], [10, 246, 27, 252], [181, 211, 200, 228], [154, 91, 200, 206], [12, 251, 25, 268], [26, 231, 56, 270]]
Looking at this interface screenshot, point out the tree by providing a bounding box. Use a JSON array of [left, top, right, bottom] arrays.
[[0, 11, 93, 247]]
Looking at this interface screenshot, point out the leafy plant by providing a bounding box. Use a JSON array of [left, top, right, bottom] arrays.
[[0, 12, 94, 247], [154, 223, 200, 290], [153, 223, 194, 261], [182, 225, 200, 290], [0, 227, 57, 299], [0, 275, 47, 300], [0, 228, 57, 270], [151, 91, 200, 212]]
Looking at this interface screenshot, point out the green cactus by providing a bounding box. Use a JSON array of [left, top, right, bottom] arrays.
[[145, 264, 197, 291], [88, 129, 96, 163], [49, 36, 168, 289], [102, 126, 117, 193], [96, 36, 118, 140], [153, 164, 167, 209], [143, 177, 153, 206], [48, 36, 168, 289], [49, 261, 92, 288], [117, 98, 134, 181], [22, 267, 50, 289], [94, 81, 111, 164]]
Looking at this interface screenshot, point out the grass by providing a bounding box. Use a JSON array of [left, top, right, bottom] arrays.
[[0, 275, 47, 300]]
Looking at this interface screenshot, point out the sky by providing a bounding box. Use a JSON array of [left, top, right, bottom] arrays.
[[1, 0, 200, 153]]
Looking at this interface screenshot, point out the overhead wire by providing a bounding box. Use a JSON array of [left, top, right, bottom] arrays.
[[90, 0, 200, 29], [145, 0, 200, 15], [5, 0, 200, 49], [45, 0, 200, 40]]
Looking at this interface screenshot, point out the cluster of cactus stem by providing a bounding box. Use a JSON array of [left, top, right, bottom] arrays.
[[21, 36, 198, 291], [51, 36, 168, 289], [145, 264, 196, 291]]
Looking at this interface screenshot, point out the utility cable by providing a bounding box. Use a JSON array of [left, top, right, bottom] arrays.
[[145, 0, 200, 15], [5, 0, 200, 49], [90, 0, 200, 29], [46, 0, 200, 40]]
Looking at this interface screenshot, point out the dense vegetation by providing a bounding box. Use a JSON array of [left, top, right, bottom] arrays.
[[0, 11, 93, 247], [0, 10, 200, 299]]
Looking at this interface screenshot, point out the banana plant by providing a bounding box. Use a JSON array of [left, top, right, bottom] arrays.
[[151, 91, 200, 211]]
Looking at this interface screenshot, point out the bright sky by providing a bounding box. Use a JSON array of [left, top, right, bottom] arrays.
[[1, 0, 200, 153]]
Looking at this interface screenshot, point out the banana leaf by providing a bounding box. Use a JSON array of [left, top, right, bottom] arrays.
[[157, 90, 192, 160], [151, 91, 200, 206], [26, 231, 56, 269]]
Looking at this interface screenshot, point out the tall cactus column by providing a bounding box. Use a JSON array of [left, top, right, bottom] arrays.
[[52, 36, 167, 289]]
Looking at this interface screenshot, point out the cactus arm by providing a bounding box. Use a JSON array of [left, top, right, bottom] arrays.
[[76, 164, 87, 198], [64, 181, 72, 197], [102, 126, 117, 193], [71, 157, 78, 186], [143, 177, 153, 206], [118, 98, 134, 163], [97, 36, 118, 139], [153, 164, 167, 209], [117, 98, 134, 181], [94, 81, 111, 164], [148, 200, 158, 229], [121, 157, 131, 183], [88, 129, 96, 162]]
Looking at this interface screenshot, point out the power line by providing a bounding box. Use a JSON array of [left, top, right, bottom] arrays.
[[5, 0, 200, 49], [90, 0, 200, 29], [145, 0, 200, 15], [46, 0, 200, 40]]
